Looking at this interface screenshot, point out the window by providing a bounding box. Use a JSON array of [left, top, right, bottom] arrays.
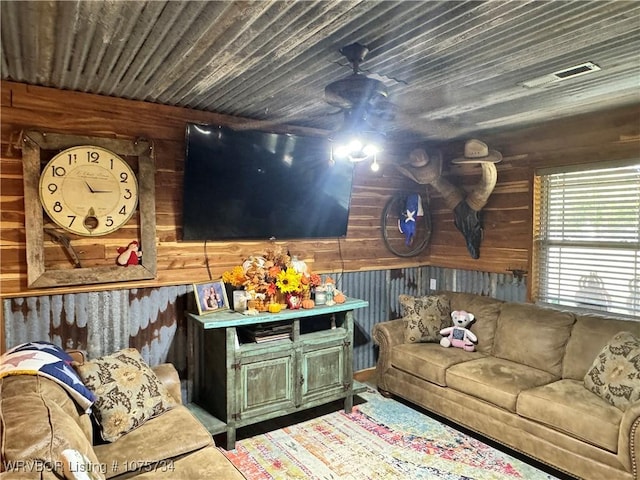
[[533, 162, 640, 318]]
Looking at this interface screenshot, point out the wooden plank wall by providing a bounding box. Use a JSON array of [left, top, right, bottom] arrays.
[[410, 105, 638, 277], [2, 80, 638, 304], [430, 105, 640, 277], [0, 81, 427, 299]]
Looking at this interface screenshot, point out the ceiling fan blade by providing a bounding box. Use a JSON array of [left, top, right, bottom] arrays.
[[232, 115, 313, 131], [390, 109, 462, 142], [325, 74, 387, 107], [231, 108, 341, 132], [324, 89, 353, 110], [368, 98, 397, 121]]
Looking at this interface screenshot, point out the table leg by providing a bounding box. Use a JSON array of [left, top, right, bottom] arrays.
[[225, 425, 236, 450], [344, 393, 354, 413]]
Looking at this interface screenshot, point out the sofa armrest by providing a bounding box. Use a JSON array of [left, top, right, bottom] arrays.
[[67, 349, 86, 364], [152, 363, 183, 405], [618, 400, 640, 477], [372, 319, 405, 390]]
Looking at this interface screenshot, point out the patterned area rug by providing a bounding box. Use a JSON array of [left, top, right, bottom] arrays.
[[221, 390, 561, 479]]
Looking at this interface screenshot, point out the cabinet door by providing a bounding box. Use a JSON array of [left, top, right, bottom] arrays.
[[300, 344, 347, 403], [237, 353, 296, 420]]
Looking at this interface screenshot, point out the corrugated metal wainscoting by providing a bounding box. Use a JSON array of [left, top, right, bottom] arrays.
[[3, 267, 526, 375], [329, 266, 526, 372], [3, 285, 191, 375]]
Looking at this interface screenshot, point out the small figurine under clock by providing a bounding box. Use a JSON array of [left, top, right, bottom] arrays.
[[116, 241, 142, 266]]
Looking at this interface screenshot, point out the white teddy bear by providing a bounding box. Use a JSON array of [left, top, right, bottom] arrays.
[[440, 310, 478, 352]]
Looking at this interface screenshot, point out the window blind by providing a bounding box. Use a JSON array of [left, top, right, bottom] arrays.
[[534, 163, 640, 317]]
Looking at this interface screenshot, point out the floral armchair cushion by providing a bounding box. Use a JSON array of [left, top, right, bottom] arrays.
[[76, 348, 176, 442], [399, 294, 451, 343], [584, 331, 640, 411]]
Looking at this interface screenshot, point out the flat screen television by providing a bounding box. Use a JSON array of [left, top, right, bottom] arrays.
[[181, 123, 355, 241]]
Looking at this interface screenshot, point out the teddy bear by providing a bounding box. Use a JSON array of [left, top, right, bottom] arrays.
[[440, 310, 478, 352]]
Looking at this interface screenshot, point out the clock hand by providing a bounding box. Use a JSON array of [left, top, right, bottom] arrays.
[[85, 182, 112, 193]]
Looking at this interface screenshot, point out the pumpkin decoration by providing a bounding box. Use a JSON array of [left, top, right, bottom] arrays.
[[334, 292, 346, 304], [301, 298, 315, 309], [268, 302, 282, 313]]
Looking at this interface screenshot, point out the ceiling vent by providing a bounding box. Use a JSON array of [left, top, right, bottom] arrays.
[[519, 62, 601, 89]]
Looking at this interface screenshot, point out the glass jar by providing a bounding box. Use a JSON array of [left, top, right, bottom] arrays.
[[232, 290, 247, 312], [314, 286, 327, 305]]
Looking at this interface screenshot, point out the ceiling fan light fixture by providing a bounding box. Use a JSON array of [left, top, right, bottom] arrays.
[[348, 138, 364, 154], [330, 128, 384, 165], [333, 144, 349, 159], [370, 155, 380, 172], [348, 150, 369, 162], [325, 42, 390, 169]]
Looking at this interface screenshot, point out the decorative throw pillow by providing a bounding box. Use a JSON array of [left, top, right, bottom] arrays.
[[584, 331, 640, 411], [76, 348, 176, 442], [399, 294, 451, 343]]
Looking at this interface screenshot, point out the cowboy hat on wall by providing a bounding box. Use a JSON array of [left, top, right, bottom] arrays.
[[452, 139, 502, 164], [396, 139, 502, 259]]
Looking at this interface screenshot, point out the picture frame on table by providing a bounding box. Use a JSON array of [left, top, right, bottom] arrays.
[[193, 279, 229, 315]]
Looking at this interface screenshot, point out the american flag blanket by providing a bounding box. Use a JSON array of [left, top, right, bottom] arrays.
[[0, 341, 95, 412]]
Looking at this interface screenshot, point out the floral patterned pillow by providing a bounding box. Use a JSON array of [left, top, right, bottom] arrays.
[[76, 348, 176, 442], [399, 294, 451, 343], [584, 331, 640, 411]]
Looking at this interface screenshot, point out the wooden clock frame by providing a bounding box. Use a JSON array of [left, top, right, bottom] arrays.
[[22, 131, 157, 288]]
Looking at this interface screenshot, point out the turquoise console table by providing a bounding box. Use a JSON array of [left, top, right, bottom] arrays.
[[186, 298, 369, 449]]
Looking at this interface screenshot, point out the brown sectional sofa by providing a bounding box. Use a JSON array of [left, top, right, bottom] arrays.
[[0, 354, 244, 480], [373, 292, 640, 480]]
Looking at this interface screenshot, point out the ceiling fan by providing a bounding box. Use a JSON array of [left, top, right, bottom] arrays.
[[232, 42, 400, 143], [323, 42, 400, 167], [324, 42, 397, 125], [324, 46, 457, 145]]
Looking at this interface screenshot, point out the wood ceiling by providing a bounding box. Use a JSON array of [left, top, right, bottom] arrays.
[[2, 1, 639, 145]]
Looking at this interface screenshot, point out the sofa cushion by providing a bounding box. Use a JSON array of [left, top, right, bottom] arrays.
[[76, 348, 177, 442], [446, 293, 503, 354], [61, 449, 106, 480], [446, 357, 557, 412], [492, 302, 575, 377], [391, 343, 485, 386], [517, 379, 622, 452], [129, 446, 245, 479], [93, 405, 215, 479], [399, 294, 451, 343], [584, 331, 640, 411], [0, 375, 104, 480], [563, 314, 640, 380]]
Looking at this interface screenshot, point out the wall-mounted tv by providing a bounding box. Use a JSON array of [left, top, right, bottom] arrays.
[[182, 123, 355, 241]]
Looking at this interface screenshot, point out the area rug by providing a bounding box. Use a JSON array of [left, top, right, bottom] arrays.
[[220, 389, 561, 479]]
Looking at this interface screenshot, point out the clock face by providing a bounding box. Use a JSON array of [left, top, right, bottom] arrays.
[[39, 145, 139, 236]]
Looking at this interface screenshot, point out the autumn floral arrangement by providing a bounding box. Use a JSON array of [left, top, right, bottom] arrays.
[[222, 246, 322, 310]]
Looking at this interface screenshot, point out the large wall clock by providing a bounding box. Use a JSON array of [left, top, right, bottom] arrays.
[[22, 131, 157, 289], [39, 145, 139, 236]]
